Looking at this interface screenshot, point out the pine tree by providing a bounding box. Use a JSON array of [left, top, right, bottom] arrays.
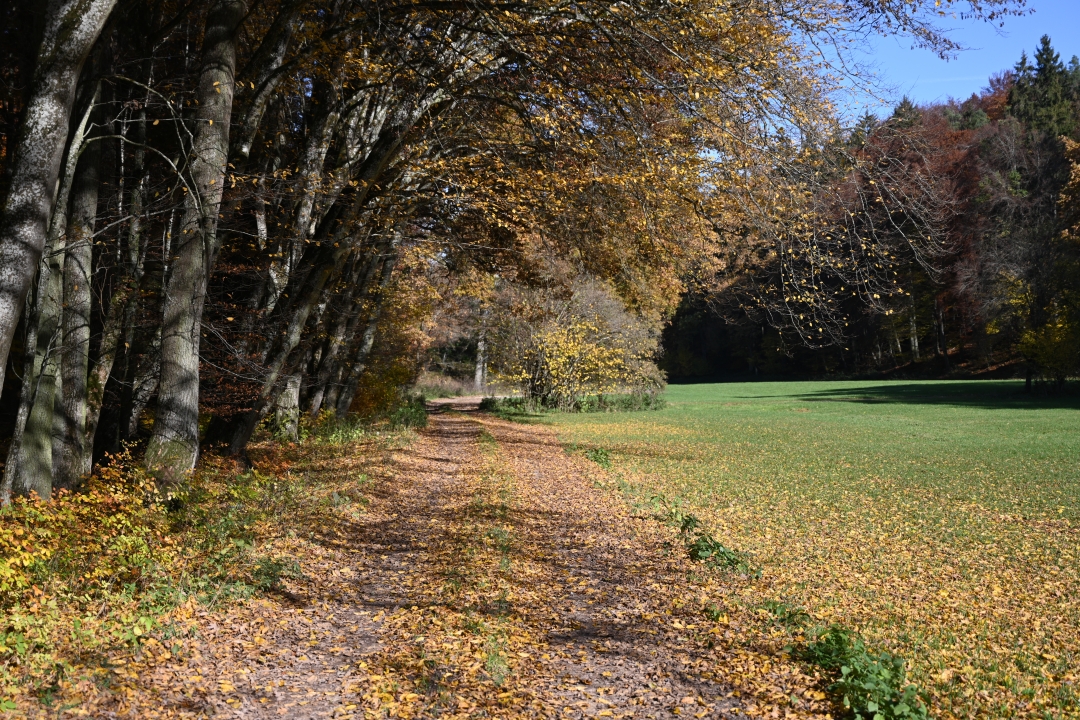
[[891, 96, 921, 127], [1008, 36, 1076, 137]]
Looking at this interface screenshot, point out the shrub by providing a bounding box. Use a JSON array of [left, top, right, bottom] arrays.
[[390, 395, 428, 428], [478, 392, 664, 415], [803, 625, 929, 720], [489, 278, 666, 409], [685, 533, 756, 574]]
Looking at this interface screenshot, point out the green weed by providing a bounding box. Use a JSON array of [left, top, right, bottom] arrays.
[[762, 600, 810, 628], [390, 397, 428, 429], [483, 635, 510, 686], [802, 625, 929, 720], [584, 447, 612, 468]]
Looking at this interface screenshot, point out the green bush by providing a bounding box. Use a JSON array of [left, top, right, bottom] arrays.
[[684, 529, 757, 575], [803, 625, 929, 720], [389, 396, 428, 429]]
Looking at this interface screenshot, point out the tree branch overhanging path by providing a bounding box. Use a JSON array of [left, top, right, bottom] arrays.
[[0, 0, 1031, 503]]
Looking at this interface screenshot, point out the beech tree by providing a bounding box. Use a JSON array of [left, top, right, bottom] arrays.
[[0, 0, 1026, 499]]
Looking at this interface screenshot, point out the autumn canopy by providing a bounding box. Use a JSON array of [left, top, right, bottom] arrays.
[[0, 0, 1024, 498]]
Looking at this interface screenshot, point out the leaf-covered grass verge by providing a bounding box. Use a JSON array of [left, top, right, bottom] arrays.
[[541, 380, 1080, 718], [0, 419, 409, 710], [657, 490, 928, 719]]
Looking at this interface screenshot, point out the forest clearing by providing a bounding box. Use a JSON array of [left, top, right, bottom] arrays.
[[540, 381, 1080, 718]]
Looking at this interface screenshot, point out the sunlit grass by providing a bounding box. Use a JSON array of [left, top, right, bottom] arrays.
[[543, 380, 1080, 719]]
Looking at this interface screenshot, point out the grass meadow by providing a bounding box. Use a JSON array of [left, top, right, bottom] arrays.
[[544, 381, 1079, 719]]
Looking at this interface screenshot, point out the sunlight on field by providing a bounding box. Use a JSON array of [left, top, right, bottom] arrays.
[[545, 381, 1080, 719]]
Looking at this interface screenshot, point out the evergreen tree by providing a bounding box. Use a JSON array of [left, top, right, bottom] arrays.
[[848, 111, 878, 146], [891, 96, 921, 127], [1008, 36, 1075, 137]]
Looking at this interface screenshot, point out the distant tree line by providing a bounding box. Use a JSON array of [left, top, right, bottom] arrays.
[[663, 36, 1080, 389]]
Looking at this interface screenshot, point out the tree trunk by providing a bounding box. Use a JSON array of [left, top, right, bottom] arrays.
[[334, 252, 399, 416], [228, 241, 350, 454], [55, 138, 100, 489], [13, 259, 64, 500], [3, 89, 103, 500], [0, 0, 116, 397], [126, 330, 161, 439], [909, 313, 920, 362], [474, 311, 488, 392], [307, 251, 382, 417], [273, 373, 301, 441], [92, 109, 150, 451], [145, 0, 246, 483], [0, 299, 38, 504], [235, 0, 303, 158], [936, 299, 950, 371]]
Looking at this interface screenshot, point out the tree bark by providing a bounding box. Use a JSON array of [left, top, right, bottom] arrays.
[[145, 0, 246, 482], [909, 313, 920, 361], [0, 0, 116, 397], [474, 309, 488, 392], [0, 298, 37, 504], [334, 251, 399, 416], [56, 135, 100, 489], [307, 251, 382, 417], [126, 329, 161, 439], [3, 87, 101, 500], [12, 237, 65, 500], [273, 373, 300, 441]]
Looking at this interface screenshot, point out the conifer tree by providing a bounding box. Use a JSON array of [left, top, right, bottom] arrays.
[[1009, 36, 1076, 137]]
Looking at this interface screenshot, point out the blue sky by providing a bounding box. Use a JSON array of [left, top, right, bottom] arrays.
[[845, 0, 1080, 116]]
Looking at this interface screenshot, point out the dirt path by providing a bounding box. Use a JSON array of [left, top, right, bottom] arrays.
[[71, 401, 826, 719]]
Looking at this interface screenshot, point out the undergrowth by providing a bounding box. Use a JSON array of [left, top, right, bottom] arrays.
[[479, 391, 665, 417], [0, 415, 400, 709], [800, 625, 929, 720]]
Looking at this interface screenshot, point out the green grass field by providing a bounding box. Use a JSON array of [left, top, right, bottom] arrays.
[[543, 381, 1080, 719]]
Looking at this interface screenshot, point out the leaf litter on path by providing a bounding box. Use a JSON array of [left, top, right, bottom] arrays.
[[39, 399, 829, 718]]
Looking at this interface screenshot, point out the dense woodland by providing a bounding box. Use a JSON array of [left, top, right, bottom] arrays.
[[0, 0, 1047, 502], [663, 36, 1080, 385]]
